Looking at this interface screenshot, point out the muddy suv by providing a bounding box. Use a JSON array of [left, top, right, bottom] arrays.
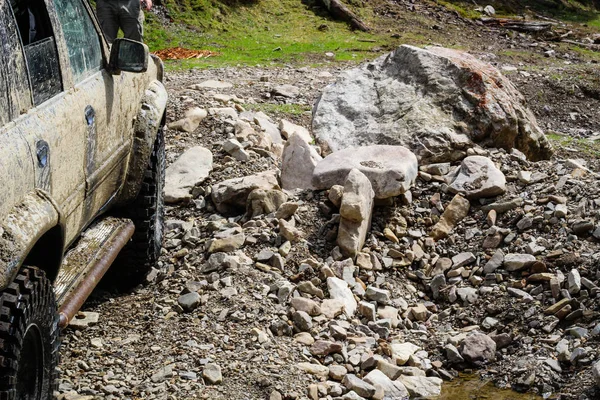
[[0, 0, 167, 398]]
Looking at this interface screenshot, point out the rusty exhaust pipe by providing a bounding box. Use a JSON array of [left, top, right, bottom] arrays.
[[58, 221, 135, 328]]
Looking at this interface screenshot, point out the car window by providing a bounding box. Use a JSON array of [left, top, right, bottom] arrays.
[[52, 0, 102, 83], [9, 0, 63, 105], [0, 2, 31, 124]]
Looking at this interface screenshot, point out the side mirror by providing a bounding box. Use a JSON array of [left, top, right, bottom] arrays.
[[108, 38, 149, 74]]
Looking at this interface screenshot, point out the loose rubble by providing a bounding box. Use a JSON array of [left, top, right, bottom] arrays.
[[59, 50, 600, 400]]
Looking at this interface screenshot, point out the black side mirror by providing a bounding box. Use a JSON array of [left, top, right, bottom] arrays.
[[108, 38, 149, 74]]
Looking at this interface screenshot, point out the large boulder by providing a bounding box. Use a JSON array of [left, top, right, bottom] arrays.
[[312, 145, 418, 199], [312, 45, 552, 162]]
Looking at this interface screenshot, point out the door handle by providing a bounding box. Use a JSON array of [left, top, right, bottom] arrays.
[[36, 140, 50, 168]]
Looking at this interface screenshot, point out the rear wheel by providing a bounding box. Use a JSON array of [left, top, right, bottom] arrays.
[[0, 266, 60, 400], [106, 127, 165, 291]]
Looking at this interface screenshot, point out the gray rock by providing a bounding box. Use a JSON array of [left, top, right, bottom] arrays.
[[279, 119, 313, 143], [568, 269, 581, 294], [165, 147, 213, 203], [292, 310, 313, 332], [212, 171, 280, 214], [246, 189, 287, 218], [447, 156, 506, 199], [312, 145, 418, 199], [342, 374, 376, 399], [281, 133, 322, 190], [483, 250, 504, 274], [445, 344, 464, 363], [363, 369, 410, 399], [593, 360, 600, 386], [178, 292, 202, 312], [503, 253, 536, 272], [430, 274, 446, 300], [460, 332, 496, 364], [507, 287, 533, 302], [202, 363, 223, 384], [167, 107, 208, 133], [190, 80, 232, 89], [365, 287, 390, 304], [222, 138, 250, 161], [452, 252, 476, 268], [397, 376, 442, 398], [337, 169, 375, 257], [312, 45, 552, 162]]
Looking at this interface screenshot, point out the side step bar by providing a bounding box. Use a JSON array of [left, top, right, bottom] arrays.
[[54, 217, 134, 328]]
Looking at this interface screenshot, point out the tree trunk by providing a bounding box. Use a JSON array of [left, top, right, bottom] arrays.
[[321, 0, 370, 32]]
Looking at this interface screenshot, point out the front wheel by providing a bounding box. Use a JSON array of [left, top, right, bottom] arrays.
[[106, 127, 165, 291], [0, 266, 60, 399]]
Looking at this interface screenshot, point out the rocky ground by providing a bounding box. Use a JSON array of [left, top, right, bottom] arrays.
[[56, 2, 600, 400]]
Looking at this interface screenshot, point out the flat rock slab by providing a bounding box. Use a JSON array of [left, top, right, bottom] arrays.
[[165, 146, 213, 203], [312, 145, 418, 199], [190, 80, 233, 89], [448, 156, 506, 199], [312, 44, 552, 162]]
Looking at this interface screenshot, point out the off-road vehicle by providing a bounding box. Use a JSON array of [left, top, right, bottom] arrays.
[[0, 0, 168, 397]]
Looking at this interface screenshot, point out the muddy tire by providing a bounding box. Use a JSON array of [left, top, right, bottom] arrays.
[[107, 128, 165, 291], [0, 266, 60, 400]]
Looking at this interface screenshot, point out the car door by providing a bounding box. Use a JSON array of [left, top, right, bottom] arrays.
[[50, 0, 129, 223], [0, 1, 36, 220], [7, 0, 89, 247]]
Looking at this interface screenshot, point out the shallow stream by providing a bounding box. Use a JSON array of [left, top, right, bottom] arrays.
[[441, 375, 541, 399]]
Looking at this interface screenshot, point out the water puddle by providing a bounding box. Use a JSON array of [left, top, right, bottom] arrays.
[[441, 375, 541, 399]]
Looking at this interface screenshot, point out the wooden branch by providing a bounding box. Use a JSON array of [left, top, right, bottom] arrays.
[[480, 17, 553, 33], [321, 0, 370, 32]]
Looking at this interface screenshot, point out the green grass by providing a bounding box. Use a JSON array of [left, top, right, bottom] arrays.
[[145, 0, 400, 69], [436, 1, 482, 19], [244, 103, 312, 116], [547, 132, 600, 157]]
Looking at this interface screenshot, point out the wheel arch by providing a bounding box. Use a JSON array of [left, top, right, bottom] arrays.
[[0, 191, 63, 290], [115, 79, 168, 206]]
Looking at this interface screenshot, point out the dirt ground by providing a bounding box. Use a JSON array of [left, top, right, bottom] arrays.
[[57, 1, 600, 399]]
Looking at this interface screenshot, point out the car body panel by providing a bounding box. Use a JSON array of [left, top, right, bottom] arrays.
[[0, 0, 168, 290]]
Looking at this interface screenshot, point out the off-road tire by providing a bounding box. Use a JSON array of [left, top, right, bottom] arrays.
[[0, 266, 60, 400], [107, 127, 165, 291]]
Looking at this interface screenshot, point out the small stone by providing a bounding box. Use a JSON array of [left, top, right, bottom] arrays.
[[178, 292, 202, 312], [342, 374, 376, 399], [202, 363, 223, 385]]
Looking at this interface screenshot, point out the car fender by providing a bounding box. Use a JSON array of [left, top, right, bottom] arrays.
[[117, 79, 168, 204], [0, 191, 61, 290]]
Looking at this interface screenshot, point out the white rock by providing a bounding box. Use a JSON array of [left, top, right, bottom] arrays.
[[390, 342, 420, 365], [167, 107, 208, 133], [313, 145, 418, 199], [312, 45, 552, 162], [397, 376, 442, 398], [164, 146, 213, 203], [281, 133, 322, 190], [337, 169, 375, 257], [279, 119, 313, 143], [190, 79, 233, 89], [327, 277, 357, 317], [447, 156, 506, 199]]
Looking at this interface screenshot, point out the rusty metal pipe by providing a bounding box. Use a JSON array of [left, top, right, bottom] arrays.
[[58, 222, 135, 328]]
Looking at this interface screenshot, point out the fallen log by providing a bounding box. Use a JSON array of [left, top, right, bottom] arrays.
[[321, 0, 370, 31], [480, 17, 553, 33]]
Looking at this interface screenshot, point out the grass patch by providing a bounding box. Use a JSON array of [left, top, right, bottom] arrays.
[[547, 132, 600, 157], [244, 103, 312, 116], [436, 1, 482, 19], [146, 0, 399, 69]]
